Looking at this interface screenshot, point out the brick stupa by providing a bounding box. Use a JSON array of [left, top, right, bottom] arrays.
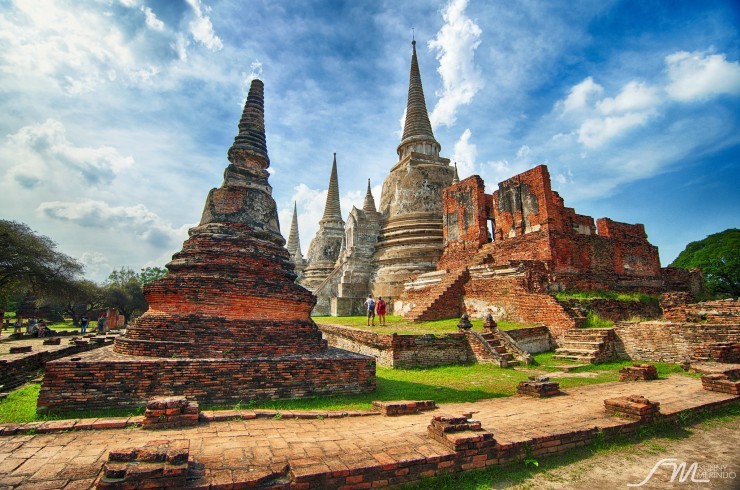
[[37, 80, 376, 413]]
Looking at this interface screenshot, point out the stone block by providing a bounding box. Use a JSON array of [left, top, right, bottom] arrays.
[[371, 400, 436, 416], [517, 380, 561, 397], [604, 395, 660, 421], [701, 374, 740, 395], [619, 364, 658, 382]]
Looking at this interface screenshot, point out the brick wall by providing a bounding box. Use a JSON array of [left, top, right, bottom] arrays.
[[557, 298, 662, 323], [506, 326, 556, 354], [613, 321, 740, 363], [318, 324, 475, 368], [661, 294, 739, 324], [37, 346, 376, 413], [0, 340, 113, 391]]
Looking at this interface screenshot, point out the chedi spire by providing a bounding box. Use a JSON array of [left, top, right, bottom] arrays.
[[287, 201, 303, 260], [362, 179, 376, 214], [398, 39, 441, 158], [321, 153, 342, 223]]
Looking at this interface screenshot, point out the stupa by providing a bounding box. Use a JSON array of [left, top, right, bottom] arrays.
[[37, 79, 376, 413]]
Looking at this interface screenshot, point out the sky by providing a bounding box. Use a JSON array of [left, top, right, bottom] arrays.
[[0, 0, 738, 283]]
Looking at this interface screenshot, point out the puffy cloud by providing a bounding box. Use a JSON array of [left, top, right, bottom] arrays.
[[596, 81, 660, 114], [141, 6, 165, 32], [577, 112, 651, 148], [429, 0, 484, 128], [558, 77, 603, 113], [451, 128, 477, 179], [37, 199, 190, 249], [185, 0, 223, 51], [665, 50, 740, 101], [3, 119, 133, 187]]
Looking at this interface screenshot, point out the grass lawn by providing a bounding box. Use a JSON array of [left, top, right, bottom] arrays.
[[0, 353, 692, 423], [313, 315, 533, 335]]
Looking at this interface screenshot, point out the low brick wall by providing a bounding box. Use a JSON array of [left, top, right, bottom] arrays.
[[613, 321, 740, 363], [505, 326, 555, 354], [37, 346, 376, 413], [0, 339, 114, 391], [558, 298, 662, 323], [661, 295, 739, 324]]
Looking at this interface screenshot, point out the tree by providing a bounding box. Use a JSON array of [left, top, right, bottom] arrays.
[[139, 266, 167, 285], [52, 279, 106, 326], [103, 267, 148, 324], [0, 220, 83, 306], [670, 228, 740, 298]]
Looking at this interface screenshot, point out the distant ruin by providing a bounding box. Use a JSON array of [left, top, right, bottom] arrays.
[[396, 165, 702, 333]]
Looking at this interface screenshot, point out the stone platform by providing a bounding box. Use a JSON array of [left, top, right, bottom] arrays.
[[38, 346, 375, 413], [3, 375, 737, 489]]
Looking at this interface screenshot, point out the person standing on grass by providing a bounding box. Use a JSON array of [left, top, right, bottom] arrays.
[[376, 297, 387, 326], [364, 294, 376, 327], [80, 314, 88, 334], [97, 314, 106, 334]]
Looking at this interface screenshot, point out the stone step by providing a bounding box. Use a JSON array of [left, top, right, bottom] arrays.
[[553, 354, 597, 363], [555, 348, 599, 355], [559, 341, 603, 349]]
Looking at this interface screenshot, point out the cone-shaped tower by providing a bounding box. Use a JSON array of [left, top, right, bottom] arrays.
[[38, 80, 375, 413], [287, 202, 307, 281], [452, 162, 460, 184], [300, 154, 346, 291], [362, 179, 377, 213], [370, 40, 454, 303]]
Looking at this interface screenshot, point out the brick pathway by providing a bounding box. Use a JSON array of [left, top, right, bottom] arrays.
[[0, 375, 736, 489]]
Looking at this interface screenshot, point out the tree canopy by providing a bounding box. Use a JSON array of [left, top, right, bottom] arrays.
[[0, 220, 83, 305], [670, 228, 739, 298]]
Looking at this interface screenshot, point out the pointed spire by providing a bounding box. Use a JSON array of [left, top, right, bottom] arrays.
[[321, 153, 342, 223], [229, 79, 269, 166], [362, 179, 377, 213], [398, 40, 440, 158], [287, 201, 303, 259], [452, 162, 459, 184]]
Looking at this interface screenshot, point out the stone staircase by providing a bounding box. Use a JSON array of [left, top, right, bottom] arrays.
[[467, 328, 533, 367], [405, 269, 469, 322], [553, 328, 617, 364]]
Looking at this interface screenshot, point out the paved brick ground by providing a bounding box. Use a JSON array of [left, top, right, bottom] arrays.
[[0, 375, 736, 489]]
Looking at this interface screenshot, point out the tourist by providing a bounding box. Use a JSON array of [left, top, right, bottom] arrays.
[[97, 315, 106, 334], [37, 320, 50, 338], [376, 297, 387, 326], [26, 317, 36, 335], [80, 314, 88, 334], [364, 294, 376, 326]]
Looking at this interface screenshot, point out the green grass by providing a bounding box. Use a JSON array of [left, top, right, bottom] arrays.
[[401, 401, 739, 490], [313, 315, 532, 335], [0, 354, 694, 423], [554, 289, 659, 306], [579, 311, 614, 329]]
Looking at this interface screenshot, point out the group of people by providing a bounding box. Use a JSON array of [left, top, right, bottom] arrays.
[[363, 294, 387, 326]]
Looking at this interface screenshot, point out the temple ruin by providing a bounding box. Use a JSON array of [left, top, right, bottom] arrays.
[[37, 79, 375, 413], [299, 40, 454, 314], [396, 165, 702, 333]]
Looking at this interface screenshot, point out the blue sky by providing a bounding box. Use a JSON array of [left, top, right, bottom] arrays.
[[0, 0, 738, 282]]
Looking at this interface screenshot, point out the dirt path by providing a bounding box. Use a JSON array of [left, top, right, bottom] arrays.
[[505, 419, 739, 489]]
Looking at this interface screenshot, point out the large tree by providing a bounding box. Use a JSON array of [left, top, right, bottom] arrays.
[[0, 220, 83, 306], [670, 228, 739, 298], [103, 267, 149, 324], [53, 279, 106, 326]]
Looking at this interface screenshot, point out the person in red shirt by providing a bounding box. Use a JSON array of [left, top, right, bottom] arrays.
[[376, 297, 387, 326]]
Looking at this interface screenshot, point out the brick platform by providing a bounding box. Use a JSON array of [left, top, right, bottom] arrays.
[[0, 376, 737, 489], [38, 346, 375, 413], [604, 395, 661, 421], [372, 400, 436, 416], [8, 346, 31, 354], [618, 363, 658, 381], [701, 373, 740, 395], [96, 439, 191, 489]]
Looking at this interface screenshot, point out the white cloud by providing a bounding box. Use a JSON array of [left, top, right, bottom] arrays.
[[429, 0, 484, 128], [516, 145, 532, 159], [141, 6, 165, 32], [79, 252, 113, 281], [596, 81, 660, 114], [3, 119, 133, 187], [452, 128, 477, 179], [559, 76, 603, 113], [577, 112, 651, 148], [185, 0, 223, 51], [37, 199, 190, 249], [665, 50, 740, 101]]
